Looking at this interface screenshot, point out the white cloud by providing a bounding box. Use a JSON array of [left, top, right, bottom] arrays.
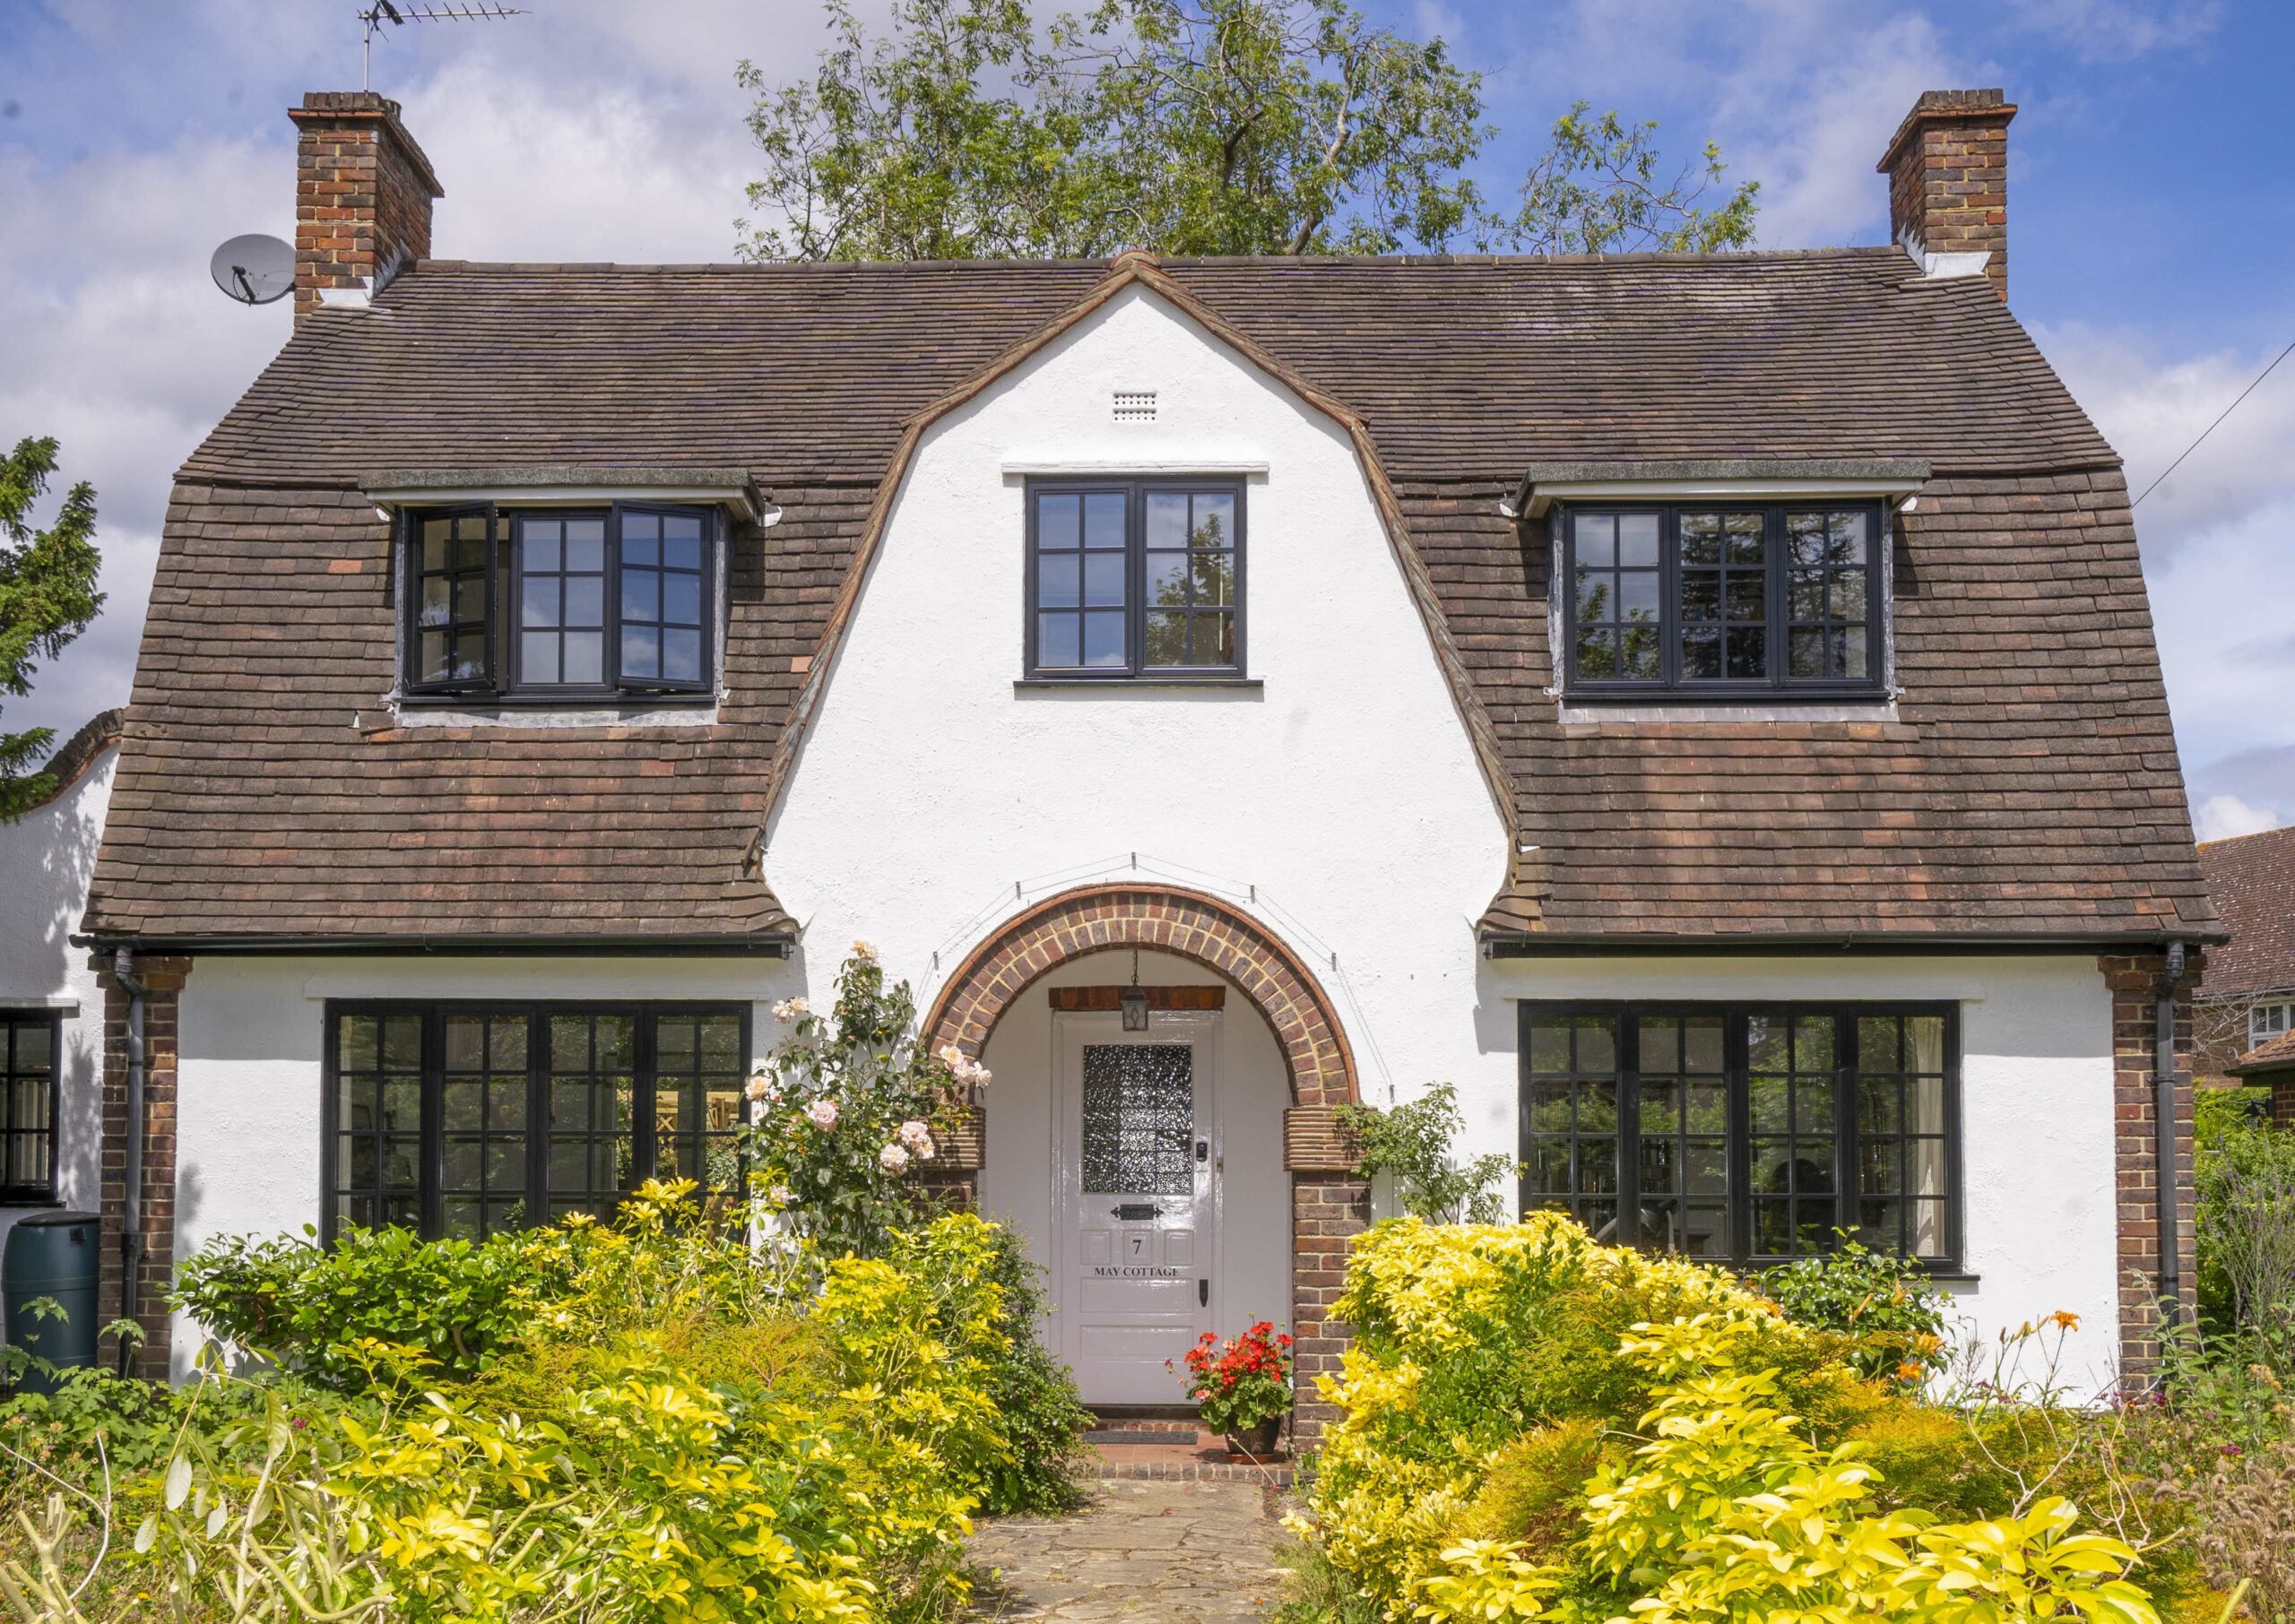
[[2000, 0, 2221, 62], [2195, 794, 2284, 843]]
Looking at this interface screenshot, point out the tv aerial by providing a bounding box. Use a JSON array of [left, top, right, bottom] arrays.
[[209, 234, 296, 306], [359, 2, 528, 91]]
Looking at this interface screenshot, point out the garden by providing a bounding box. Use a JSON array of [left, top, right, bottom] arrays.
[[5, 953, 2295, 1623], [1274, 1082, 2295, 1624], [0, 949, 1092, 1623]]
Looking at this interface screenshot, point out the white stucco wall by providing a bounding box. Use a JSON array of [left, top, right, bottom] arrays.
[[0, 743, 114, 1245], [765, 280, 1509, 1119]]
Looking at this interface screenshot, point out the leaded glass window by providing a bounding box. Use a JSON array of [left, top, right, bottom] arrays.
[[1027, 479, 1246, 678], [1519, 1003, 1960, 1267], [1562, 503, 1885, 697], [325, 1002, 749, 1241], [1080, 1043, 1195, 1195], [0, 1013, 61, 1202]]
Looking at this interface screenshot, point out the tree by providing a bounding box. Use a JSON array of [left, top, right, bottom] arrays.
[[0, 436, 102, 821], [739, 0, 1758, 263]]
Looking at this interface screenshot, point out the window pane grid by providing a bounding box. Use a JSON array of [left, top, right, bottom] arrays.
[[439, 1013, 530, 1240], [515, 514, 607, 687], [1524, 1014, 1621, 1240], [1785, 510, 1872, 681], [1519, 1004, 1956, 1267], [326, 1004, 746, 1241], [414, 513, 492, 687], [1564, 503, 1882, 696], [1029, 481, 1243, 678], [619, 512, 708, 687], [2, 1015, 60, 1197], [653, 1013, 747, 1192]]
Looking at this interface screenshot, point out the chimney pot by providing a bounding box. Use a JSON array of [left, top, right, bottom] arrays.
[[1876, 88, 2015, 304], [286, 91, 443, 325]]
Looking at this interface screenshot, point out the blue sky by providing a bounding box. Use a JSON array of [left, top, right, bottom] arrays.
[[3, 0, 2290, 837]]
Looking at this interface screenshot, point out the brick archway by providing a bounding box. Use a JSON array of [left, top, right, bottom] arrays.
[[926, 883, 1367, 1442], [927, 883, 1358, 1108]]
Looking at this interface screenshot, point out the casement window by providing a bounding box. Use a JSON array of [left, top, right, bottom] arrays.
[[1562, 503, 1885, 697], [0, 1012, 59, 1203], [324, 1002, 749, 1240], [404, 505, 717, 700], [1025, 479, 1244, 678], [2252, 1001, 2293, 1049], [1520, 1003, 1960, 1268]]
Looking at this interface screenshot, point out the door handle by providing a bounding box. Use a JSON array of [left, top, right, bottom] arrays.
[[1199, 1278, 1208, 1308], [1196, 1139, 1208, 1162]]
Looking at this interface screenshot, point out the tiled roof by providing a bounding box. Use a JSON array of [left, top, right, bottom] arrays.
[[86, 251, 2214, 947], [2198, 824, 2295, 998], [2229, 1027, 2295, 1077]]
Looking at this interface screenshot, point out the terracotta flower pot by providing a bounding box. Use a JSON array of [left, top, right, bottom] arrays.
[[1225, 1418, 1282, 1459]]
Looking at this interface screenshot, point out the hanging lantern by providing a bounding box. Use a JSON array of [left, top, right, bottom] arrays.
[[1120, 947, 1150, 1032]]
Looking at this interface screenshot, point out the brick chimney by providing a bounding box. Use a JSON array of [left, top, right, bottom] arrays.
[[286, 91, 444, 324], [1875, 88, 2016, 304]]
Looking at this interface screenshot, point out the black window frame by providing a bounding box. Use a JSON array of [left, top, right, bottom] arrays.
[[1023, 476, 1248, 681], [321, 1000, 752, 1242], [0, 1010, 62, 1204], [400, 502, 721, 703], [1559, 501, 1888, 701], [1518, 1000, 1962, 1271]]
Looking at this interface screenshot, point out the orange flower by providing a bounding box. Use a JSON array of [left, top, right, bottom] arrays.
[[2048, 1310, 2081, 1332], [1895, 1361, 1925, 1383]]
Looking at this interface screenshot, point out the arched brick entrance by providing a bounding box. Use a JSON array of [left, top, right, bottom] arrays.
[[925, 884, 1369, 1439]]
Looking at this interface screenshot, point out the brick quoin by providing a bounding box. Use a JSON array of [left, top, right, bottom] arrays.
[[923, 884, 1368, 1445], [2100, 950, 2201, 1383], [97, 955, 191, 1380]]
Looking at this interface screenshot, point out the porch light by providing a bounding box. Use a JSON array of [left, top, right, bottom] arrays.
[[1121, 949, 1150, 1032]]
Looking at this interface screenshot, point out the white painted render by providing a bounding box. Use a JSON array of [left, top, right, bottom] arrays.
[[765, 280, 1509, 1114], [0, 743, 113, 1246]]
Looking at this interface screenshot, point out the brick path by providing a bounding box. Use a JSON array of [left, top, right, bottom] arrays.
[[967, 1479, 1290, 1621]]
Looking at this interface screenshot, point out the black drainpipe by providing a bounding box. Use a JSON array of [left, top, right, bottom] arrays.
[[2154, 939, 2187, 1325], [112, 948, 147, 1377]]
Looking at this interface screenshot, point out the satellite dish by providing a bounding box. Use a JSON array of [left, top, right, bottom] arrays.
[[209, 234, 295, 306]]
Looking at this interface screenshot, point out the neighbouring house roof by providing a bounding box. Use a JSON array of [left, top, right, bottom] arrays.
[[2229, 1027, 2295, 1079], [82, 250, 2218, 949], [2198, 825, 2295, 999]]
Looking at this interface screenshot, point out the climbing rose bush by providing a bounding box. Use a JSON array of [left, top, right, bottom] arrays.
[[740, 944, 982, 1259]]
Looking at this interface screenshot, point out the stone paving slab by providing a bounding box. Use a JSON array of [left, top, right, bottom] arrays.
[[967, 1479, 1289, 1622]]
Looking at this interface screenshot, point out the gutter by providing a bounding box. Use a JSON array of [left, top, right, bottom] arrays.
[[2156, 940, 2187, 1324], [111, 948, 146, 1378], [1482, 929, 2229, 959], [75, 932, 793, 959]]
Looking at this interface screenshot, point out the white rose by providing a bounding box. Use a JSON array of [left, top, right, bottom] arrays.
[[851, 939, 879, 964], [744, 1075, 773, 1102], [804, 1099, 839, 1130], [879, 1143, 911, 1174]]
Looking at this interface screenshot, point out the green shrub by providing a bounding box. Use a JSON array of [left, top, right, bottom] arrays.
[[1333, 1083, 1514, 1222], [1759, 1231, 1951, 1384]]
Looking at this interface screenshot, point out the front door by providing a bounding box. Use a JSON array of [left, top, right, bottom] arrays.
[[1052, 1013, 1218, 1404]]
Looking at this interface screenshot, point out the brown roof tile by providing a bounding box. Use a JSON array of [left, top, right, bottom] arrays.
[[2229, 1026, 2295, 1077], [87, 251, 2211, 946], [2198, 825, 2295, 998]]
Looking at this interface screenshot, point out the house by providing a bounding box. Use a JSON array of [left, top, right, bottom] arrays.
[[2195, 824, 2295, 1084], [5, 85, 2222, 1430]]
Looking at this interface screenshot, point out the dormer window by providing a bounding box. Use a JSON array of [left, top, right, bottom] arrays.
[[402, 503, 718, 701], [1562, 502, 1886, 698]]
